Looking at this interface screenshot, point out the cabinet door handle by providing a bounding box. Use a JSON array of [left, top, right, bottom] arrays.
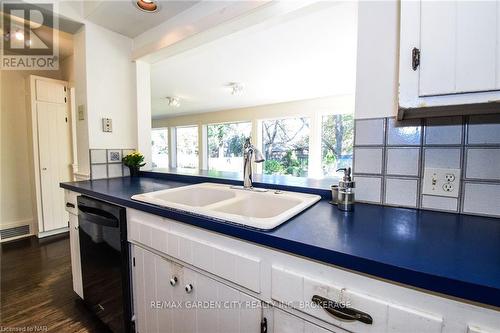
[[311, 295, 373, 325], [66, 202, 75, 208], [169, 277, 178, 287], [185, 284, 193, 294]]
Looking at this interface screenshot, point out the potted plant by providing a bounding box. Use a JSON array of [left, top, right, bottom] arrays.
[[122, 151, 146, 177]]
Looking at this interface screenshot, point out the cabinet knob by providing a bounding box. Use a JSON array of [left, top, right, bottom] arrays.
[[169, 277, 178, 287], [185, 283, 193, 293]]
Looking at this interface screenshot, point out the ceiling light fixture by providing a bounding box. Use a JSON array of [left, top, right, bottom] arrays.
[[229, 82, 244, 95], [135, 0, 158, 13], [166, 97, 180, 107], [14, 30, 24, 41]]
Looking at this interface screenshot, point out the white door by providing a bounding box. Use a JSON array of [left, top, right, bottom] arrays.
[[419, 0, 499, 96], [35, 80, 71, 232]]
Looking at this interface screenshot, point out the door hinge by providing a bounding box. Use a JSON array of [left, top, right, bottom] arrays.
[[133, 257, 136, 267], [412, 47, 420, 71], [260, 317, 267, 333], [65, 117, 68, 123], [64, 97, 67, 103], [64, 86, 67, 92]]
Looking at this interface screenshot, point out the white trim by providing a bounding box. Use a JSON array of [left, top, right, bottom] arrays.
[[37, 227, 69, 239], [70, 87, 78, 180]]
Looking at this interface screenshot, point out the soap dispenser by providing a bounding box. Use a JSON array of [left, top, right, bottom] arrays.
[[336, 167, 355, 211]]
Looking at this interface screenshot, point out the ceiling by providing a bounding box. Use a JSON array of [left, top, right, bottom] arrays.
[[151, 1, 358, 119], [84, 0, 200, 38]]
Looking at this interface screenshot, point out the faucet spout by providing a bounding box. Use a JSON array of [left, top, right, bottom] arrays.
[[243, 137, 264, 189]]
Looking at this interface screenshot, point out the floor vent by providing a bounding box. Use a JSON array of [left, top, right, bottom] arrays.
[[0, 225, 30, 240]]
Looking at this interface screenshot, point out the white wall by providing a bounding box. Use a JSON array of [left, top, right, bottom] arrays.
[[354, 1, 399, 120], [85, 22, 137, 150]]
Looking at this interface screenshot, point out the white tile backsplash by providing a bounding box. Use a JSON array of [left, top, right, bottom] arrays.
[[354, 148, 383, 174], [90, 149, 107, 164], [384, 178, 419, 208], [421, 195, 458, 212], [465, 148, 500, 180], [354, 176, 382, 203], [89, 148, 135, 179], [353, 116, 500, 217], [386, 148, 420, 176], [424, 148, 462, 169], [355, 118, 385, 146], [91, 164, 107, 179], [387, 118, 422, 146], [425, 116, 463, 145], [463, 182, 500, 217], [467, 114, 500, 145], [108, 163, 123, 178]]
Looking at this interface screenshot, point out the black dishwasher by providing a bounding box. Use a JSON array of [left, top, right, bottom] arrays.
[[78, 195, 132, 333]]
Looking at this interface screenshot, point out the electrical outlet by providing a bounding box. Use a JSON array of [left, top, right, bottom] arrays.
[[102, 118, 112, 132], [422, 168, 461, 198]]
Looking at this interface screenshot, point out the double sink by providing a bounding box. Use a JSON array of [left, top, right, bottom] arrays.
[[131, 183, 321, 230]]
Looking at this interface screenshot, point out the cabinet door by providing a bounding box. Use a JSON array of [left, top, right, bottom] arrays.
[[132, 245, 262, 333], [69, 213, 83, 299], [273, 308, 344, 333], [419, 0, 498, 96]]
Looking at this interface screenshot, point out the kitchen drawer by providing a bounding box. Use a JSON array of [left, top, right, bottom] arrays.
[[64, 190, 78, 214], [271, 266, 443, 333]]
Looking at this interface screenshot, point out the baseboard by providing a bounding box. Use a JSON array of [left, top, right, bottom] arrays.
[[38, 227, 69, 238]]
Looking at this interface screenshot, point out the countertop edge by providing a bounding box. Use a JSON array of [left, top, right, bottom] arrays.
[[60, 181, 500, 309]]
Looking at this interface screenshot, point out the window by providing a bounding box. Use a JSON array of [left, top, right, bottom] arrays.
[[207, 122, 252, 172], [176, 126, 198, 169], [321, 114, 354, 176], [262, 117, 310, 177], [151, 128, 169, 168]]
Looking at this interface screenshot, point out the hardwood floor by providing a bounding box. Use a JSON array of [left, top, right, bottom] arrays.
[[1, 234, 111, 333]]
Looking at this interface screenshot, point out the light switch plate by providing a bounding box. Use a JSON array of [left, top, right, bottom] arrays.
[[78, 105, 85, 120], [102, 118, 112, 132], [422, 168, 461, 198]]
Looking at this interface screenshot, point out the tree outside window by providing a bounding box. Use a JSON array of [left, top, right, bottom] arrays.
[[262, 117, 310, 177], [321, 114, 354, 176], [151, 128, 168, 169], [176, 126, 198, 169], [207, 122, 252, 172]]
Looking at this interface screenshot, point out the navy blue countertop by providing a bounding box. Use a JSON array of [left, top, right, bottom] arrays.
[[61, 174, 500, 309]]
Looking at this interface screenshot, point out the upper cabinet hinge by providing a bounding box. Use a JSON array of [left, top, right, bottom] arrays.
[[64, 97, 67, 103], [412, 47, 420, 71], [260, 317, 267, 333], [64, 86, 67, 92], [133, 257, 136, 267]]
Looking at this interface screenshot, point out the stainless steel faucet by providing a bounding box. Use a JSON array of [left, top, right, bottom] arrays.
[[243, 137, 265, 189]]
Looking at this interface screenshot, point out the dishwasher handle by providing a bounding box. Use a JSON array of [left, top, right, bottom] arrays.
[[311, 294, 373, 325], [78, 205, 119, 228]]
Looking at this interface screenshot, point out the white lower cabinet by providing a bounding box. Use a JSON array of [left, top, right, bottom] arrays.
[[273, 308, 344, 333], [68, 212, 83, 299], [125, 208, 500, 333], [131, 244, 262, 333]]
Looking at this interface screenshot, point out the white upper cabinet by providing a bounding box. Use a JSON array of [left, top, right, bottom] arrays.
[[399, 0, 500, 118]]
